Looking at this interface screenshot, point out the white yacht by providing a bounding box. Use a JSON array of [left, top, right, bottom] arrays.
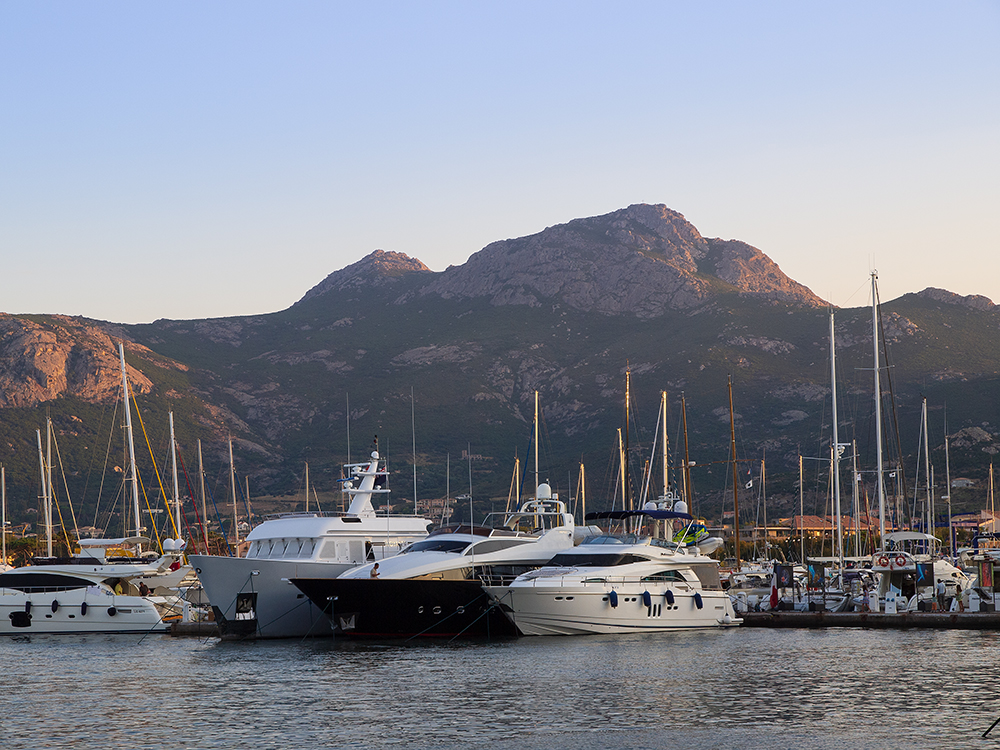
[[0, 537, 189, 635], [291, 485, 580, 638], [190, 449, 432, 639], [487, 527, 740, 636]]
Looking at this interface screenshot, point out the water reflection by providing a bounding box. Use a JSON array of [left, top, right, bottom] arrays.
[[0, 629, 997, 749]]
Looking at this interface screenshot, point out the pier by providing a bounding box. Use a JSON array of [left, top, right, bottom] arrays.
[[743, 611, 1000, 630]]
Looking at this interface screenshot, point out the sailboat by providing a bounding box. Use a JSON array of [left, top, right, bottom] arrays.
[[864, 275, 970, 612]]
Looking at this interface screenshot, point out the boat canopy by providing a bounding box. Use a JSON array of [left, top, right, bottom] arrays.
[[78, 536, 151, 548], [884, 531, 936, 544]]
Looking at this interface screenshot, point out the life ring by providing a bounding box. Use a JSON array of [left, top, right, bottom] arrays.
[[877, 555, 889, 567], [895, 555, 907, 567]]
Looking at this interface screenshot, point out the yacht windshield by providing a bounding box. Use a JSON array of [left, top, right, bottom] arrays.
[[545, 552, 649, 567], [402, 539, 470, 554]]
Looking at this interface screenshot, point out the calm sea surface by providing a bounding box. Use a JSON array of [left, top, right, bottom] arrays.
[[2, 628, 998, 749]]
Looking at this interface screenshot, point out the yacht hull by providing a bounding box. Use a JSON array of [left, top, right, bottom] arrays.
[[0, 589, 166, 635], [191, 555, 356, 640], [488, 584, 740, 636], [291, 578, 518, 638]]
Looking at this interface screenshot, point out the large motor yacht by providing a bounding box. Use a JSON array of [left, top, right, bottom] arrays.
[[487, 509, 740, 635], [291, 484, 579, 638], [190, 449, 431, 639]]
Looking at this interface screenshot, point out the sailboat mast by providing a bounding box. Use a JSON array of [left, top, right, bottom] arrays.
[[36, 429, 49, 556], [871, 272, 887, 546], [1, 466, 5, 565], [729, 375, 742, 572], [169, 411, 181, 538], [411, 387, 417, 508], [661, 391, 669, 499], [624, 369, 631, 511], [305, 462, 310, 513], [46, 419, 54, 557], [922, 398, 932, 543], [533, 391, 540, 498], [198, 439, 209, 552], [762, 457, 768, 558], [119, 344, 142, 541], [830, 310, 843, 569], [945, 434, 953, 558], [445, 452, 450, 524], [852, 439, 861, 557], [617, 428, 626, 513], [681, 393, 692, 508], [229, 437, 239, 556], [799, 453, 805, 563]]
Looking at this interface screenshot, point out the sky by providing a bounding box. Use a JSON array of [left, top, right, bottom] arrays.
[[2, 2, 998, 323]]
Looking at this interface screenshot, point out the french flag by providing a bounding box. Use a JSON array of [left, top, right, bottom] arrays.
[[770, 569, 779, 609]]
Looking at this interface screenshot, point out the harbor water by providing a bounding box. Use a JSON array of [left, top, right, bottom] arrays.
[[3, 628, 999, 749]]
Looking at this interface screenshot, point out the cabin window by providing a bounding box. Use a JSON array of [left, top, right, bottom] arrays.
[[641, 570, 686, 582], [688, 564, 722, 590], [318, 540, 341, 560], [300, 539, 315, 558]]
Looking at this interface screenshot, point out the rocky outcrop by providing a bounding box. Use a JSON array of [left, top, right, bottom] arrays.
[[916, 287, 995, 311], [0, 315, 162, 408], [297, 250, 432, 303], [419, 204, 825, 318]]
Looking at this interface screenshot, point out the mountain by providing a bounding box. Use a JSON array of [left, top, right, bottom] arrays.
[[2, 204, 999, 532]]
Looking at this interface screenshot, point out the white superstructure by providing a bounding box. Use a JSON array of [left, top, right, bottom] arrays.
[[190, 449, 432, 639]]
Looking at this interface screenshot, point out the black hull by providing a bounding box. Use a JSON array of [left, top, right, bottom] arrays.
[[291, 578, 518, 639]]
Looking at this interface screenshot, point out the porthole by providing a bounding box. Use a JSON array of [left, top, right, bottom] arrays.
[[417, 606, 425, 614], [432, 606, 442, 615], [456, 606, 465, 614]]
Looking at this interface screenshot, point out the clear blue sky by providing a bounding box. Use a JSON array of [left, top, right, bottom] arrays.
[[2, 2, 997, 323]]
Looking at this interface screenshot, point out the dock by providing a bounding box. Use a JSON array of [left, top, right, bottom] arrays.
[[170, 620, 220, 637], [743, 611, 1000, 630]]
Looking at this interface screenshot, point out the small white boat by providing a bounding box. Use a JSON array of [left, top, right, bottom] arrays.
[[487, 530, 741, 636], [0, 537, 189, 635]]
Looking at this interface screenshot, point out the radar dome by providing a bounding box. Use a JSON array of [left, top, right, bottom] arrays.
[[536, 483, 552, 499]]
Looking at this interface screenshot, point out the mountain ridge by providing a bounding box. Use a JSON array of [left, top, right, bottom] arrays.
[[0, 204, 998, 532]]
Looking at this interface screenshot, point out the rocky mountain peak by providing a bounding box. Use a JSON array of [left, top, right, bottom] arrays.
[[297, 250, 432, 303], [418, 203, 824, 317], [915, 287, 995, 311], [0, 315, 162, 408]]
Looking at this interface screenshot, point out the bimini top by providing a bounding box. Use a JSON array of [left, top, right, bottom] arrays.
[[884, 531, 937, 544], [585, 510, 694, 521]]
